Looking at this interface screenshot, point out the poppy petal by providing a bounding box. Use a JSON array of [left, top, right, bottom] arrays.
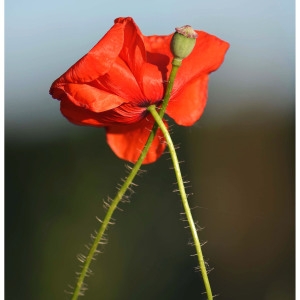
[[144, 35, 173, 57], [115, 17, 147, 81], [106, 117, 167, 164], [139, 63, 165, 103], [141, 35, 173, 101], [50, 17, 147, 96], [50, 21, 128, 86], [166, 75, 208, 126], [94, 56, 145, 102], [52, 83, 127, 112], [115, 19, 166, 103], [60, 98, 109, 126], [61, 98, 148, 126], [144, 34, 173, 79]]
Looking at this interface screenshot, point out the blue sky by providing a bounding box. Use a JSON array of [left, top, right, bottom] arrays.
[[5, 0, 294, 139]]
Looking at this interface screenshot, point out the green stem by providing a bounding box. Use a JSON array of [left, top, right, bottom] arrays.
[[71, 127, 157, 300], [71, 58, 181, 299], [148, 105, 213, 300], [159, 58, 182, 117]]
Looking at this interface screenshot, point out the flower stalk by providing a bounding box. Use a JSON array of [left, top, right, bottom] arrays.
[[148, 104, 213, 300], [71, 133, 153, 299]]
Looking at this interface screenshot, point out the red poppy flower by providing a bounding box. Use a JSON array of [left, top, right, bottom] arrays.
[[50, 17, 229, 164]]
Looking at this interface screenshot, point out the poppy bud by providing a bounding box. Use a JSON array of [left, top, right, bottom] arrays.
[[171, 25, 198, 61]]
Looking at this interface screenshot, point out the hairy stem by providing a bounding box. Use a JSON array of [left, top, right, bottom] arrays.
[[148, 104, 213, 300], [72, 126, 157, 300]]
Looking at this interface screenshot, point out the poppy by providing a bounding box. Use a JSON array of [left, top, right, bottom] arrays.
[[50, 17, 229, 164]]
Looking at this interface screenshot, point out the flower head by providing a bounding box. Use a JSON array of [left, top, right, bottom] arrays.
[[49, 17, 229, 164]]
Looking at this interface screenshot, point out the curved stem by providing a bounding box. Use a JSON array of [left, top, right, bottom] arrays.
[[71, 125, 157, 300], [148, 105, 213, 300], [71, 59, 181, 300]]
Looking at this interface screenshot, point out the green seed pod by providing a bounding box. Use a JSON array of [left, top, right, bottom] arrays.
[[171, 25, 198, 60]]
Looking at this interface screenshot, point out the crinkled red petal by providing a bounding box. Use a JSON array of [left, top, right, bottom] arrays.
[[60, 99, 147, 126], [167, 75, 209, 126], [52, 83, 127, 113], [106, 116, 167, 164], [50, 17, 167, 114], [93, 57, 145, 103]]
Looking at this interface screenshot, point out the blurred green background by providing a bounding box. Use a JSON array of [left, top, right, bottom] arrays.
[[5, 0, 294, 299], [5, 110, 294, 300]]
